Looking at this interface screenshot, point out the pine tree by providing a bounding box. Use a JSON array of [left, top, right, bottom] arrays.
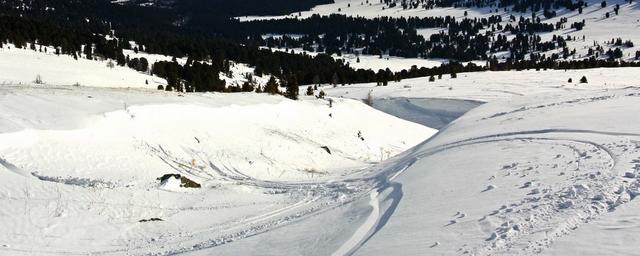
[[580, 76, 588, 83], [286, 75, 299, 100], [117, 52, 126, 66], [264, 76, 279, 94], [84, 44, 92, 60], [241, 81, 254, 92]]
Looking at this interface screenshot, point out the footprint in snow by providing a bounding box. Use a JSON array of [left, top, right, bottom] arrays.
[[445, 219, 457, 226], [482, 184, 497, 192]]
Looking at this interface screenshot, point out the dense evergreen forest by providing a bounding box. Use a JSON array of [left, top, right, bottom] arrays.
[[384, 0, 585, 13]]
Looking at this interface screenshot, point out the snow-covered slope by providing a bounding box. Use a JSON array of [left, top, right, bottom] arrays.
[[0, 43, 270, 90], [2, 62, 640, 255], [0, 44, 165, 88], [354, 86, 640, 255], [0, 84, 434, 254], [322, 67, 640, 129], [194, 83, 640, 255]]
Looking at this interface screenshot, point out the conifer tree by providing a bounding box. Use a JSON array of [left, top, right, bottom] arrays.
[[286, 75, 299, 100], [580, 76, 588, 83], [264, 76, 279, 94]]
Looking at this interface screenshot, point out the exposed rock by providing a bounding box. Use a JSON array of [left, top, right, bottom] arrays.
[[157, 174, 201, 188]]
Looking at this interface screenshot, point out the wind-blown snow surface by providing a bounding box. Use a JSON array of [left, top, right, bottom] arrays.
[[200, 82, 640, 255], [0, 85, 434, 254], [195, 67, 640, 255], [354, 87, 640, 255]]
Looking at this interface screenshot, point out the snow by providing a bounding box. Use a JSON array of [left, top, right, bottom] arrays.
[[324, 67, 640, 101], [2, 58, 640, 255], [209, 75, 640, 255], [2, 1, 640, 254], [0, 44, 165, 88], [0, 43, 268, 91], [321, 67, 640, 128], [0, 84, 433, 254], [158, 175, 183, 191], [352, 87, 640, 255], [189, 67, 640, 255]]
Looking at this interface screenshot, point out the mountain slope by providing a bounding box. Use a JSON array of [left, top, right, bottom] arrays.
[[194, 84, 640, 255], [355, 87, 640, 255]]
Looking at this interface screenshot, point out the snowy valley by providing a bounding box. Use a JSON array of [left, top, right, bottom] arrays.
[[1, 0, 640, 255]]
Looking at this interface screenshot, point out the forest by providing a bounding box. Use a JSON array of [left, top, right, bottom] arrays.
[[0, 0, 637, 94]]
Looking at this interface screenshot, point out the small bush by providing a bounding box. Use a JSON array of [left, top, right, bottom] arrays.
[[34, 74, 44, 84]]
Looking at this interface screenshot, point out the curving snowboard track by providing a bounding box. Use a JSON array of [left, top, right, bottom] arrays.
[[346, 89, 640, 255]]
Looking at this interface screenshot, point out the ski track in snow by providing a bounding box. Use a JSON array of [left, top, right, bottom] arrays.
[[331, 190, 380, 256], [1, 74, 640, 254]]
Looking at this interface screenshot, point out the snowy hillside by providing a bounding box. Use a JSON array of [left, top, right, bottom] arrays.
[[322, 67, 640, 128], [0, 43, 270, 90], [354, 86, 640, 255], [2, 39, 640, 256], [195, 72, 640, 255], [0, 84, 433, 254], [0, 44, 165, 88], [2, 0, 640, 254]]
